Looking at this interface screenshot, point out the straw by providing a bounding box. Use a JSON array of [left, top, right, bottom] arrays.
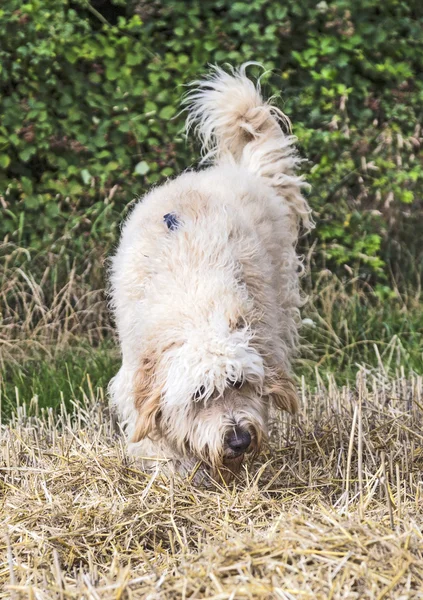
[[1, 369, 423, 598]]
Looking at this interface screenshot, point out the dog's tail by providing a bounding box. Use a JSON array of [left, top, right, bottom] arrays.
[[184, 64, 312, 228]]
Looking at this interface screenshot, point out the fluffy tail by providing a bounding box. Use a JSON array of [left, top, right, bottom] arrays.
[[184, 64, 312, 229]]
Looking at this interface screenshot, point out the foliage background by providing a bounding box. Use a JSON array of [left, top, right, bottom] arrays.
[[1, 0, 422, 288]]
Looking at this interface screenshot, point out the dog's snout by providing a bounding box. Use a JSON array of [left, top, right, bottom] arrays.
[[226, 427, 251, 455]]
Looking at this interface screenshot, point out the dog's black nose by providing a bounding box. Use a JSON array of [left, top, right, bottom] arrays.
[[226, 427, 251, 455]]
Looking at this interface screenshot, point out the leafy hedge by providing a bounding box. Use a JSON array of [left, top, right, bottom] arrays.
[[1, 0, 422, 286]]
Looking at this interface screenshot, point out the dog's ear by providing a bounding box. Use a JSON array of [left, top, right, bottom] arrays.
[[132, 358, 162, 442], [265, 371, 299, 414]]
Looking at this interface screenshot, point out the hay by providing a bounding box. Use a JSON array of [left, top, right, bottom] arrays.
[[1, 370, 423, 599]]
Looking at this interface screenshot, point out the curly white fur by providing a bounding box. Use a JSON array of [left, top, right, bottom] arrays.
[[108, 64, 312, 483]]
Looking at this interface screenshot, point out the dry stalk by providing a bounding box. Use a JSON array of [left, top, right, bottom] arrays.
[[1, 371, 423, 598]]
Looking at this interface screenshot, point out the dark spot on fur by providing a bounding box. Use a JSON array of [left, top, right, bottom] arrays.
[[163, 213, 179, 231]]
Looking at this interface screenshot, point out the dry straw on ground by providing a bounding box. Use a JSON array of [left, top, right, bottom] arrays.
[[1, 369, 423, 599]]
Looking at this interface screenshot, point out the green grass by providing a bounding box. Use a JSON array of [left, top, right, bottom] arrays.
[[2, 290, 422, 420], [298, 274, 423, 382], [1, 341, 119, 419], [1, 242, 422, 419]]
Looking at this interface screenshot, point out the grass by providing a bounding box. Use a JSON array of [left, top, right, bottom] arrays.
[[0, 342, 119, 419], [1, 249, 422, 416], [300, 271, 423, 379], [1, 369, 423, 598], [0, 241, 108, 366], [1, 241, 423, 597]]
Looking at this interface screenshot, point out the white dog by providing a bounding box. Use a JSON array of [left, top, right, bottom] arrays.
[[108, 64, 312, 483]]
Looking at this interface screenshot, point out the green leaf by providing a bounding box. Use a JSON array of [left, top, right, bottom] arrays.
[[161, 167, 174, 177], [24, 195, 40, 209], [0, 154, 10, 169], [127, 53, 142, 66], [19, 147, 36, 162], [134, 161, 149, 175], [81, 169, 92, 185], [159, 106, 176, 120], [21, 177, 33, 194]]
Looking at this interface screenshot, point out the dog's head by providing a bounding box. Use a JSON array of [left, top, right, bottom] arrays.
[[131, 319, 298, 482]]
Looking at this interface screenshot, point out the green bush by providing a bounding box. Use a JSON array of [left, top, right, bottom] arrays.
[[1, 0, 422, 285]]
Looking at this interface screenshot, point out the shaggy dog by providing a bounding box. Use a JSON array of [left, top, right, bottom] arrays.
[[109, 64, 312, 483]]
